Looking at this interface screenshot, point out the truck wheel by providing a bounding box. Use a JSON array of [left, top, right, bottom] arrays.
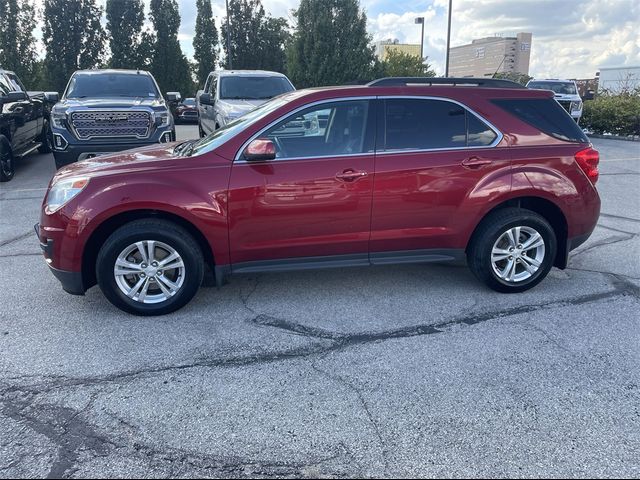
[[0, 135, 15, 182], [37, 119, 53, 154], [467, 208, 556, 293], [96, 219, 204, 316]]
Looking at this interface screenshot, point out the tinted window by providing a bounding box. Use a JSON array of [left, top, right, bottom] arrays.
[[6, 73, 25, 92], [492, 98, 589, 143], [220, 76, 293, 100], [65, 73, 159, 99], [467, 113, 498, 147], [182, 98, 196, 106], [528, 81, 577, 95], [0, 74, 11, 95], [261, 100, 370, 159]]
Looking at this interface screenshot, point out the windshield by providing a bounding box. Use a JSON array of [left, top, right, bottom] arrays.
[[219, 76, 294, 100], [65, 73, 160, 99], [182, 98, 196, 106], [188, 95, 293, 157], [528, 81, 577, 95]]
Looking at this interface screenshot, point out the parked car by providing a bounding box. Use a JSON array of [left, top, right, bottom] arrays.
[[0, 69, 58, 181], [174, 97, 198, 124], [526, 79, 583, 123], [37, 77, 600, 316], [49, 69, 179, 170], [197, 70, 295, 137]]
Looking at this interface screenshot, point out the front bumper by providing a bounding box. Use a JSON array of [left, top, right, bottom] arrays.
[[36, 223, 85, 295], [51, 126, 175, 167]]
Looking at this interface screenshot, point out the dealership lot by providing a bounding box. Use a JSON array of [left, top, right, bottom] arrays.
[[1, 127, 638, 477]]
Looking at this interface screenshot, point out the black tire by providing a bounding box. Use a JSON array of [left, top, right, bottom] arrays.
[[37, 119, 52, 154], [198, 123, 205, 138], [96, 219, 204, 316], [0, 135, 15, 182], [467, 208, 557, 293]]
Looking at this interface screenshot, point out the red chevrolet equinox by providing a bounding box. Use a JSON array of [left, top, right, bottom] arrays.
[[37, 78, 600, 316]]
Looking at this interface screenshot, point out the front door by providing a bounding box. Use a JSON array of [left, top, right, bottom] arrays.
[[228, 99, 376, 267]]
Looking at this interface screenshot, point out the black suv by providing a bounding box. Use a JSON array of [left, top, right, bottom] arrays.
[[49, 69, 180, 169], [0, 69, 58, 181]]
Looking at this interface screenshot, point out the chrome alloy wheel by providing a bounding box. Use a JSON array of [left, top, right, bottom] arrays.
[[114, 240, 185, 304], [491, 226, 546, 283]]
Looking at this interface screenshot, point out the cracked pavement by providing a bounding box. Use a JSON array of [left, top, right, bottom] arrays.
[[1, 128, 639, 478]]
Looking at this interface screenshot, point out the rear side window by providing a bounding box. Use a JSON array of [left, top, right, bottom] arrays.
[[383, 99, 497, 151], [492, 98, 589, 143]]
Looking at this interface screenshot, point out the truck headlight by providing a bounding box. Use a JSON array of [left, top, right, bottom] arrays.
[[51, 110, 67, 129], [156, 112, 170, 127], [46, 177, 89, 213], [570, 100, 582, 112]]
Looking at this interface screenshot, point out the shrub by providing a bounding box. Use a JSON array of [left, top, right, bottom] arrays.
[[581, 92, 640, 136]]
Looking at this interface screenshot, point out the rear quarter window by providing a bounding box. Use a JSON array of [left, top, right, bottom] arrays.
[[492, 98, 589, 143]]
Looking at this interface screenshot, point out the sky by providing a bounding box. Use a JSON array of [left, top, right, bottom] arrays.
[[35, 0, 640, 79]]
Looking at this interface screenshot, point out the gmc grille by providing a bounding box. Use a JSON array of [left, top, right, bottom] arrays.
[[70, 111, 152, 140]]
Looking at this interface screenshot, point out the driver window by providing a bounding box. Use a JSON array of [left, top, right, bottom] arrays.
[[264, 100, 370, 160], [210, 77, 218, 99]]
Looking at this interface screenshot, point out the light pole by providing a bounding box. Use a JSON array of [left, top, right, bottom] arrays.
[[445, 0, 452, 77], [226, 0, 232, 69], [414, 17, 425, 61]]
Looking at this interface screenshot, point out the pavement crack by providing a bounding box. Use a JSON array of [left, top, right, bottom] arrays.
[[0, 231, 33, 248], [599, 212, 640, 224], [571, 233, 635, 257]]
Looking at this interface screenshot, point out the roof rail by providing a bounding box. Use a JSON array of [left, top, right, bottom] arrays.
[[366, 77, 526, 89]]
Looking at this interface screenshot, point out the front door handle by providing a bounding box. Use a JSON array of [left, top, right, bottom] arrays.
[[336, 169, 368, 182], [462, 156, 492, 169]]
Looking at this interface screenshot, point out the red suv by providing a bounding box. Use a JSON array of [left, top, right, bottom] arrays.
[[37, 78, 600, 316]]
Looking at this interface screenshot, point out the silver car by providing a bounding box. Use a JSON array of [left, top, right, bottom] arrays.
[[196, 70, 295, 137]]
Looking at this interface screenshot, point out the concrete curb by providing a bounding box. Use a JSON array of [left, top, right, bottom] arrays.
[[587, 133, 640, 142]]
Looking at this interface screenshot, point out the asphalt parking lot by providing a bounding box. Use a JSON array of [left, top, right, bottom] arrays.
[[1, 126, 639, 478]]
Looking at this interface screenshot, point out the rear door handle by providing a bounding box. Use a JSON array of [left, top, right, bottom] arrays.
[[462, 156, 492, 169], [336, 169, 368, 182]]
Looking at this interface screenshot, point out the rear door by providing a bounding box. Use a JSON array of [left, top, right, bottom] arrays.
[[228, 98, 376, 267], [370, 96, 510, 256]]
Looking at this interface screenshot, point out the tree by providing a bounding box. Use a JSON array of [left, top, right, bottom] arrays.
[[381, 50, 436, 78], [221, 0, 288, 73], [492, 71, 533, 86], [43, 0, 106, 92], [193, 0, 218, 86], [0, 0, 38, 83], [106, 0, 154, 70], [287, 0, 377, 88], [149, 0, 195, 95]]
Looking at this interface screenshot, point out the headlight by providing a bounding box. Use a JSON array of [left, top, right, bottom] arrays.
[[46, 177, 89, 213], [223, 113, 241, 124], [156, 112, 170, 127], [51, 110, 67, 129], [570, 100, 582, 111]]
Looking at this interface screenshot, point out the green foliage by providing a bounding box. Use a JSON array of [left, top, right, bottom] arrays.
[[43, 0, 106, 93], [193, 0, 218, 86], [221, 0, 288, 73], [287, 0, 377, 88], [106, 0, 153, 70], [0, 0, 37, 83], [492, 71, 533, 86], [149, 0, 195, 96], [582, 92, 640, 137], [381, 50, 436, 78]]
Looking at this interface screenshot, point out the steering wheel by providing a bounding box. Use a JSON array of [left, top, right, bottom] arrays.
[[272, 136, 288, 158]]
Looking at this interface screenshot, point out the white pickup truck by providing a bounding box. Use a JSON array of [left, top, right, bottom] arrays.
[[526, 79, 583, 124]]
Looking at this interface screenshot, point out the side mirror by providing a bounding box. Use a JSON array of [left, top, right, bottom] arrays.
[[2, 91, 27, 102], [199, 93, 213, 105], [44, 92, 59, 103], [243, 138, 276, 161], [166, 91, 181, 102]]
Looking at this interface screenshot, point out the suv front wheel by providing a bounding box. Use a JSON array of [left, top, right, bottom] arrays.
[[96, 219, 204, 315], [468, 208, 557, 293]]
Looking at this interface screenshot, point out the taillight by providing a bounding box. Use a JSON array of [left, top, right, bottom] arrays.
[[575, 147, 599, 184]]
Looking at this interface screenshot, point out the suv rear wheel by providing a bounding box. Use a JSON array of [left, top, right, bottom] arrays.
[[96, 219, 204, 315], [468, 208, 556, 293], [0, 135, 15, 182]]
